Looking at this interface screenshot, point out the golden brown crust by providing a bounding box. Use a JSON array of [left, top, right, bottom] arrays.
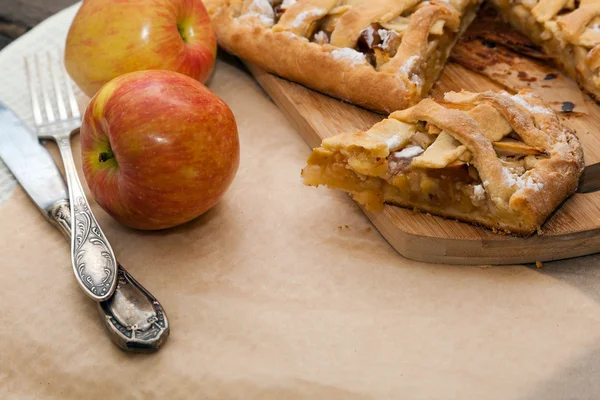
[[380, 4, 460, 73], [381, 196, 534, 236], [502, 91, 584, 231], [213, 12, 414, 112], [302, 90, 585, 236], [207, 0, 481, 113], [329, 0, 420, 48], [489, 0, 600, 102]]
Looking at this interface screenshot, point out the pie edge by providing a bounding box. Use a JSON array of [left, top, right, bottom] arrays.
[[302, 91, 585, 236], [206, 0, 482, 113]]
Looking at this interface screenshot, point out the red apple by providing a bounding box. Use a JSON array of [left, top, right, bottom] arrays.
[[81, 70, 239, 230], [65, 0, 216, 98]]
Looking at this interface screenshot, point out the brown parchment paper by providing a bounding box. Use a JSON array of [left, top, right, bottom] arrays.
[[3, 57, 600, 399]]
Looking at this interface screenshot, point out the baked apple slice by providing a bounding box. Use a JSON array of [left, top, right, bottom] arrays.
[[302, 90, 584, 235]]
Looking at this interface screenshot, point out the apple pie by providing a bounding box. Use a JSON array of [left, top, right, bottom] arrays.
[[205, 0, 482, 113], [302, 90, 584, 235], [490, 0, 600, 101]]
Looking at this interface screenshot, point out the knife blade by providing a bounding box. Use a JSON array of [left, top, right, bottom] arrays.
[[578, 162, 600, 193], [0, 102, 169, 351], [0, 103, 68, 209]]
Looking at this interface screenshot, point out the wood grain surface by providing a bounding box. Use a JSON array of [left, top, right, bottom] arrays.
[[244, 16, 600, 265], [4, 1, 600, 264], [0, 0, 77, 49]]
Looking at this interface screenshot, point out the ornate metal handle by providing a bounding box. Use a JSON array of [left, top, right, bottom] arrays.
[[55, 136, 117, 302], [47, 199, 71, 236], [46, 199, 170, 352]]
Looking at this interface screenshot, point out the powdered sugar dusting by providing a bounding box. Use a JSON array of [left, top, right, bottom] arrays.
[[291, 8, 325, 28], [378, 29, 399, 52], [399, 55, 422, 87], [502, 167, 517, 187], [282, 0, 297, 7], [511, 95, 552, 115], [378, 29, 391, 45], [331, 48, 367, 66], [364, 26, 376, 48], [525, 178, 544, 191], [471, 184, 486, 202], [242, 0, 275, 26], [313, 31, 329, 44], [502, 167, 544, 191], [388, 146, 424, 172], [391, 145, 424, 157], [400, 55, 418, 75]]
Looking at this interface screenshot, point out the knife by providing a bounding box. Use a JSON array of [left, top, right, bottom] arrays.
[[0, 103, 169, 351], [578, 162, 600, 193]]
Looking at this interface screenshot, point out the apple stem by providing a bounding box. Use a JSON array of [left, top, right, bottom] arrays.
[[177, 24, 188, 43], [99, 150, 114, 163]]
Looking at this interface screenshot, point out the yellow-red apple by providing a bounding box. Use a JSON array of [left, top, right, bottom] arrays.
[[81, 70, 239, 230], [65, 0, 216, 98]]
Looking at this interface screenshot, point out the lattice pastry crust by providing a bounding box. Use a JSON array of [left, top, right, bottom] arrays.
[[491, 0, 600, 101], [204, 0, 482, 113], [302, 90, 584, 235]]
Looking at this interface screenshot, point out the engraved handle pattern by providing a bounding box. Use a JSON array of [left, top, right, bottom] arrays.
[[46, 198, 169, 352], [47, 199, 71, 238], [56, 136, 117, 301], [98, 267, 170, 352]]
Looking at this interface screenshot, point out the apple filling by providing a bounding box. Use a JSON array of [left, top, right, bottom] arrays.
[[301, 90, 585, 235], [490, 0, 600, 101], [303, 116, 548, 224], [243, 0, 478, 81]]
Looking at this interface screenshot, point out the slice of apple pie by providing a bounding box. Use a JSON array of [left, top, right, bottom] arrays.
[[302, 90, 584, 235], [490, 0, 600, 101], [205, 0, 482, 113]]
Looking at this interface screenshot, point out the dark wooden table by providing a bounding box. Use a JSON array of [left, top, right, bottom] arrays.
[[0, 0, 78, 49]]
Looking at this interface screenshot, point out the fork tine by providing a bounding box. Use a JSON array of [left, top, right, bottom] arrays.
[[35, 54, 56, 124], [59, 52, 81, 120], [48, 52, 68, 121], [24, 56, 44, 127]]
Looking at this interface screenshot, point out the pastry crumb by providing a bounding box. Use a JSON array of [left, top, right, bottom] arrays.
[[536, 261, 543, 269], [337, 225, 343, 230], [365, 227, 372, 232], [344, 225, 349, 229]]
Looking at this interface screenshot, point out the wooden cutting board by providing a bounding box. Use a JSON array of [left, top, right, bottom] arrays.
[[243, 14, 600, 265]]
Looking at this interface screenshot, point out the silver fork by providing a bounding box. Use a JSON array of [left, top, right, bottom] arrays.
[[25, 52, 118, 302]]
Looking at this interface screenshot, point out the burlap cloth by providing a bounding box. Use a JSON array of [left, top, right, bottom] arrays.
[[2, 3, 600, 399]]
